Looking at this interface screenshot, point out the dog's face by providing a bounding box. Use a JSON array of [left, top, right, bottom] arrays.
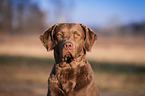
[[40, 23, 97, 63]]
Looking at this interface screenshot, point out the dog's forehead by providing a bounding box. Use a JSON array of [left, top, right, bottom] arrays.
[[56, 23, 84, 33]]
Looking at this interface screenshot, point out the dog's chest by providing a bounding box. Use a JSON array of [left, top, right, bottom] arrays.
[[58, 67, 76, 93]]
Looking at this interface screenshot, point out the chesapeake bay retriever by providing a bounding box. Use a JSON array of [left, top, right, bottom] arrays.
[[40, 23, 100, 96]]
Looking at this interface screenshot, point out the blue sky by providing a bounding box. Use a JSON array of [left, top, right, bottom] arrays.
[[38, 0, 145, 27]]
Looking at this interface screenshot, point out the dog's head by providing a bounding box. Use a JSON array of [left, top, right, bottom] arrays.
[[40, 23, 98, 63]]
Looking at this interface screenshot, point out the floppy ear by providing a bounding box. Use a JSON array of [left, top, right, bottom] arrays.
[[39, 24, 57, 51], [80, 24, 98, 51]]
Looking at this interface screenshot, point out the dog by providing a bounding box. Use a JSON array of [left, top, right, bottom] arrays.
[[40, 23, 99, 96]]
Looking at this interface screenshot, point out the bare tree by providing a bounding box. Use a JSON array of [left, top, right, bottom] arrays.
[[0, 0, 13, 33], [0, 0, 46, 35], [51, 0, 74, 23]]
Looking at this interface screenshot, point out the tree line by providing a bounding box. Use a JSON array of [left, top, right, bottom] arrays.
[[0, 0, 144, 37], [0, 0, 46, 35], [93, 22, 145, 37]]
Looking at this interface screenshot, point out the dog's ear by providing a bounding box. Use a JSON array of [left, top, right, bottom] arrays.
[[80, 24, 98, 51], [39, 24, 58, 51]]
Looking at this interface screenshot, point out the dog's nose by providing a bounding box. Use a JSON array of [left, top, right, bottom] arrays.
[[63, 42, 73, 49]]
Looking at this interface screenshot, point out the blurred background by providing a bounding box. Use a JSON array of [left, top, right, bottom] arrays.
[[0, 0, 145, 96]]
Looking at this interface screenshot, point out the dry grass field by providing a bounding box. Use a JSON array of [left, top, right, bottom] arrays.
[[0, 34, 145, 96]]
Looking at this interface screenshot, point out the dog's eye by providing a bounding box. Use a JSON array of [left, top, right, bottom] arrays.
[[74, 33, 80, 38], [56, 34, 62, 38]]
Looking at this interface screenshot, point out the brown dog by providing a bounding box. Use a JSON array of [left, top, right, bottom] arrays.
[[40, 23, 99, 96]]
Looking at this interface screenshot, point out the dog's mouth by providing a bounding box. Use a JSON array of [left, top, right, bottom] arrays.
[[62, 52, 74, 63]]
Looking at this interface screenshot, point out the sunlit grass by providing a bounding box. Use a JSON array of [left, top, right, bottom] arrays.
[[0, 55, 145, 95], [0, 35, 145, 95]]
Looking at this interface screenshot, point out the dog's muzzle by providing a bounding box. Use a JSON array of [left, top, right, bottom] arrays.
[[62, 42, 74, 63]]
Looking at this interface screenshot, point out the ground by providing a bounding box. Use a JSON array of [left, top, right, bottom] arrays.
[[0, 34, 145, 96]]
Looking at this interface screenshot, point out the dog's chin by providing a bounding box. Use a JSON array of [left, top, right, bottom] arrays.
[[62, 53, 74, 63]]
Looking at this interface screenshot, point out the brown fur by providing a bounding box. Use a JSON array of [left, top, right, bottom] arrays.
[[40, 23, 99, 96]]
